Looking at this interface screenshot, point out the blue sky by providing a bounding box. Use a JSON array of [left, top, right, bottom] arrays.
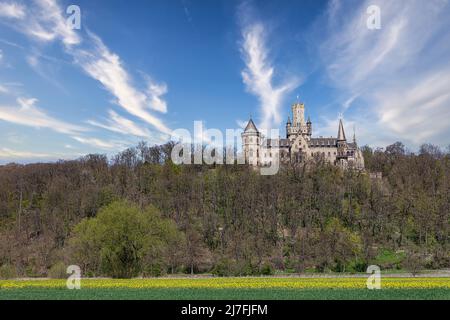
[[1, 0, 450, 163]]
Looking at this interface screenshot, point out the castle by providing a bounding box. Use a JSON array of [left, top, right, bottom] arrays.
[[241, 101, 365, 169]]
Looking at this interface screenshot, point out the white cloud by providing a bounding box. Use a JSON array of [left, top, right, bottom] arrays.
[[1, 0, 171, 140], [0, 147, 85, 163], [0, 148, 50, 158], [240, 22, 300, 132], [318, 0, 450, 147], [71, 32, 171, 135], [27, 0, 80, 46], [87, 110, 152, 138], [72, 136, 126, 150], [0, 0, 79, 45], [0, 97, 87, 134], [377, 70, 450, 142], [0, 2, 25, 19], [147, 80, 168, 113]]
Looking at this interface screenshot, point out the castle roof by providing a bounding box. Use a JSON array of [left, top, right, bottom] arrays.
[[265, 138, 290, 148], [337, 119, 347, 141], [309, 138, 337, 147], [244, 119, 258, 133]]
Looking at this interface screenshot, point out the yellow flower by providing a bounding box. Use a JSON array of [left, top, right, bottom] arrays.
[[1, 277, 449, 290]]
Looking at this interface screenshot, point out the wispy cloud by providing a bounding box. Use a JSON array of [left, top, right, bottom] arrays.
[[87, 110, 152, 138], [0, 148, 51, 159], [0, 147, 84, 163], [30, 0, 80, 46], [239, 14, 300, 131], [72, 136, 126, 150], [0, 97, 87, 134], [0, 2, 25, 19], [72, 32, 171, 135], [147, 80, 168, 113], [1, 0, 171, 149], [0, 0, 79, 45], [317, 0, 450, 147]]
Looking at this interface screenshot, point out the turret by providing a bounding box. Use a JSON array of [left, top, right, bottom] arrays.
[[306, 116, 312, 137], [286, 116, 292, 138], [292, 102, 305, 128], [337, 118, 347, 158], [241, 118, 260, 166]]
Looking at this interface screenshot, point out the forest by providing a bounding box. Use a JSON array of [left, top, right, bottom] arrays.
[[0, 141, 449, 278]]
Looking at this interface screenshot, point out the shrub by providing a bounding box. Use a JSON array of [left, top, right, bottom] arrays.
[[211, 258, 234, 277], [143, 262, 165, 277], [260, 262, 275, 276], [0, 264, 17, 279], [48, 262, 68, 279], [346, 258, 368, 273]]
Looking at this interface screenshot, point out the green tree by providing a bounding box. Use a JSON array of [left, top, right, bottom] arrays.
[[68, 201, 183, 278]]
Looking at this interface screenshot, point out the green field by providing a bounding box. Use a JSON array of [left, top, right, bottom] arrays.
[[1, 288, 449, 300], [1, 277, 449, 300]]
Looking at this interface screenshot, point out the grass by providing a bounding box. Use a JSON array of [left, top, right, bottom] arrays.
[[0, 288, 449, 300], [0, 277, 449, 300]]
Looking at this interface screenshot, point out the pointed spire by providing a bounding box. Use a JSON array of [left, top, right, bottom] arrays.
[[307, 115, 311, 124], [244, 118, 258, 133], [337, 118, 347, 141], [353, 125, 356, 143], [287, 116, 291, 125]]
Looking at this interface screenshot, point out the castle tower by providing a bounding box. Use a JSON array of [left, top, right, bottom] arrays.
[[241, 118, 260, 166], [306, 116, 312, 139], [292, 102, 305, 128], [286, 116, 292, 138], [337, 118, 347, 159]]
